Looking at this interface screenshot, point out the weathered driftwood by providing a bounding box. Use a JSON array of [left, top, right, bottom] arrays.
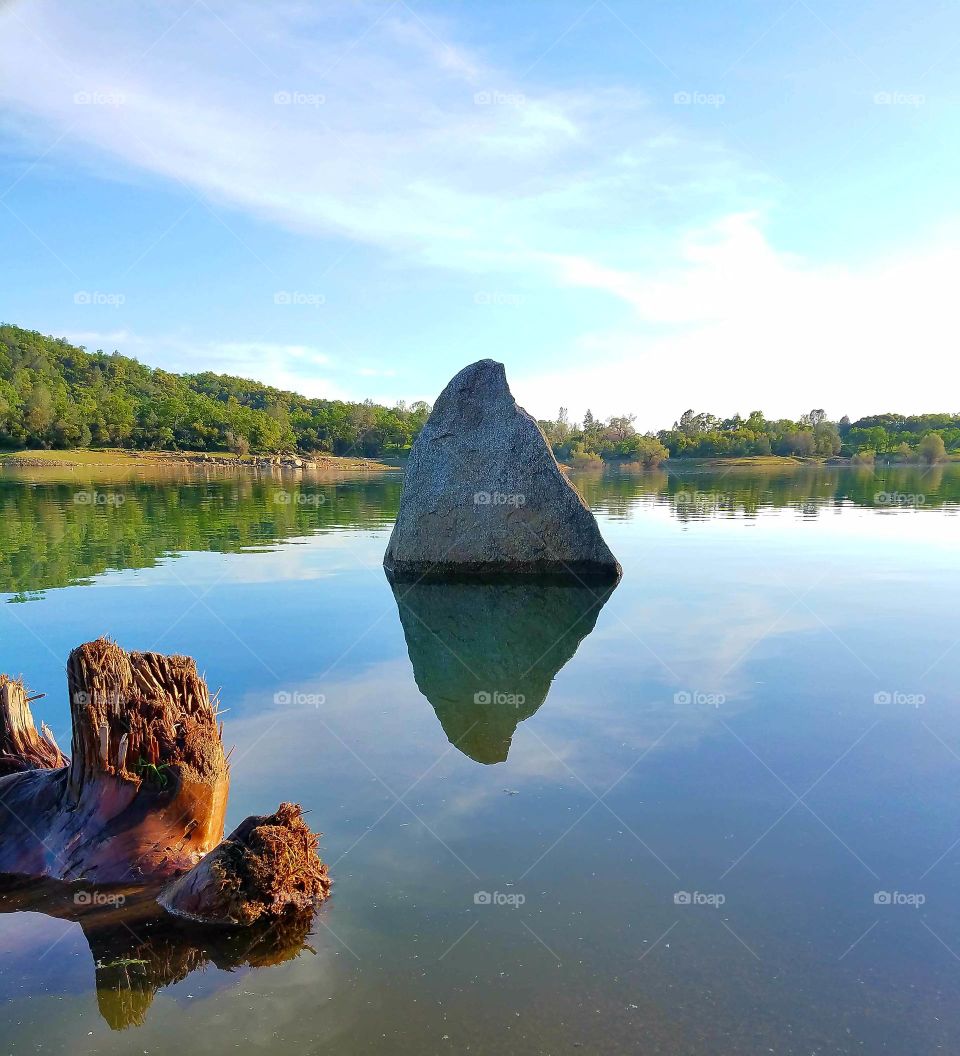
[[0, 639, 229, 882], [0, 639, 329, 926], [0, 675, 67, 775]]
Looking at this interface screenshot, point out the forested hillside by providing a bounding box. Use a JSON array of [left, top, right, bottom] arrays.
[[0, 325, 429, 456], [3, 324, 957, 462]]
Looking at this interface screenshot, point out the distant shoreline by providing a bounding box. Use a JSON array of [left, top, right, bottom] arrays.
[[565, 453, 958, 470], [1, 448, 955, 474], [0, 448, 397, 471]]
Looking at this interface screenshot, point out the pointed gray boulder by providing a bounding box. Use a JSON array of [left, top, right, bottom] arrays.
[[384, 360, 620, 580]]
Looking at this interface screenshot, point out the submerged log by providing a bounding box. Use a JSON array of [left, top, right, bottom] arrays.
[[0, 639, 329, 925]]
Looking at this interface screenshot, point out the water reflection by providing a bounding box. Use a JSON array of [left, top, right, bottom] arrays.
[[2, 464, 958, 598], [0, 469, 401, 597], [390, 578, 616, 763], [579, 462, 959, 521], [2, 462, 960, 1052], [0, 875, 315, 1030]]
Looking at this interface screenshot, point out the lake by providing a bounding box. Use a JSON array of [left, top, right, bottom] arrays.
[[0, 461, 958, 1054]]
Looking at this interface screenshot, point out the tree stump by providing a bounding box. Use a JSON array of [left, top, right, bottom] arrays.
[[0, 639, 329, 924], [0, 675, 67, 775]]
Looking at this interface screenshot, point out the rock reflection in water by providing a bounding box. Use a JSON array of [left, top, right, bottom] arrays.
[[0, 874, 316, 1030], [391, 578, 616, 763]]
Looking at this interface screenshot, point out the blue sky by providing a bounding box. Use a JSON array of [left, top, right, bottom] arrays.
[[1, 0, 958, 427]]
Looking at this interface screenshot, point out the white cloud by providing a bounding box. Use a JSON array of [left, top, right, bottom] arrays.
[[0, 0, 748, 262], [65, 329, 349, 397], [513, 213, 960, 424], [1, 1, 956, 420]]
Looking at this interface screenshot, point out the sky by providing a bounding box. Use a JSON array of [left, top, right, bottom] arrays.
[[0, 0, 958, 428]]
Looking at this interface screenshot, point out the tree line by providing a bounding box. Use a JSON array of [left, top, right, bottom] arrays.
[[2, 325, 956, 463], [0, 325, 429, 457], [538, 406, 958, 466]]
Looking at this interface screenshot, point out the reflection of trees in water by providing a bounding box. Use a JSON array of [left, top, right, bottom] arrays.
[[573, 464, 960, 522], [0, 874, 316, 1030], [1, 465, 956, 597], [0, 472, 401, 595]]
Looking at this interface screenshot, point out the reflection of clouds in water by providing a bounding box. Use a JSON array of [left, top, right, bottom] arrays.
[[226, 657, 569, 850], [226, 659, 440, 791], [0, 911, 87, 981], [84, 534, 390, 590], [615, 591, 817, 688], [219, 577, 808, 841]]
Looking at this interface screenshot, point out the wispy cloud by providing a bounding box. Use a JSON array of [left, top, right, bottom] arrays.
[[2, 1, 956, 419], [514, 213, 960, 424], [65, 329, 349, 396], [0, 0, 754, 269]]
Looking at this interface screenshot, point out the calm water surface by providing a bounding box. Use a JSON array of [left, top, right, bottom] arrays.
[[0, 462, 959, 1054]]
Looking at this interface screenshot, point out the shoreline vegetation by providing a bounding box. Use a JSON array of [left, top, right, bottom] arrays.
[[0, 447, 395, 471], [2, 324, 958, 468], [2, 449, 955, 475], [538, 408, 959, 469]]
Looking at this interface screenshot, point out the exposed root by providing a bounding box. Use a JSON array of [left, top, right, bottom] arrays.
[[159, 803, 330, 925]]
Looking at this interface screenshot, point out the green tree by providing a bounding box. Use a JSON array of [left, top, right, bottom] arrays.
[[919, 433, 947, 464]]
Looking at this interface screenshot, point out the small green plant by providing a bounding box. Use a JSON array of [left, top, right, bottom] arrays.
[[135, 757, 171, 789]]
